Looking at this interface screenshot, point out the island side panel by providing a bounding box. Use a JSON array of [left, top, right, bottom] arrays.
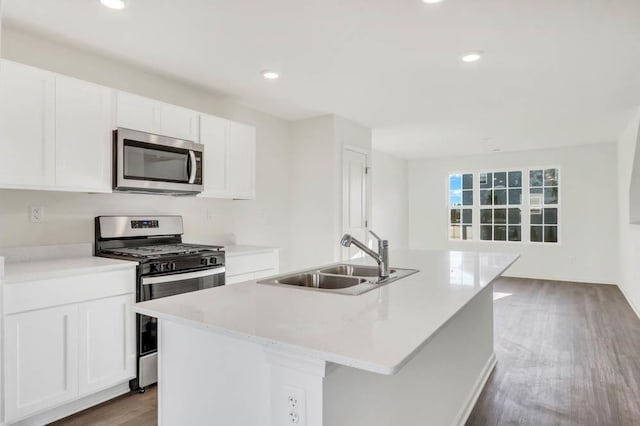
[[157, 320, 270, 426], [323, 283, 495, 426]]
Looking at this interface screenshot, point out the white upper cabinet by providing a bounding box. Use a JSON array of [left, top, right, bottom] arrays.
[[115, 91, 199, 141], [0, 60, 55, 187], [55, 75, 113, 192], [199, 115, 256, 199], [115, 91, 157, 134], [227, 121, 256, 199], [199, 113, 229, 197]]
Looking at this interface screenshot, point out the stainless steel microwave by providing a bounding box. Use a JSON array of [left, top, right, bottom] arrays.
[[113, 128, 204, 195]]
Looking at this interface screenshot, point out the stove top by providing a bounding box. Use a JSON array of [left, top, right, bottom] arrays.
[[102, 243, 224, 259]]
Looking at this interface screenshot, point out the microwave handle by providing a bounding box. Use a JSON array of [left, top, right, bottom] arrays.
[[188, 151, 197, 184]]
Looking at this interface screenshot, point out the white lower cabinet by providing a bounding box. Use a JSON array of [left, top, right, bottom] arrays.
[[5, 305, 79, 422], [78, 294, 136, 396]]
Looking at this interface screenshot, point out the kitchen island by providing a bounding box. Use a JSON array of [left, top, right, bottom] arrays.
[[133, 250, 518, 426]]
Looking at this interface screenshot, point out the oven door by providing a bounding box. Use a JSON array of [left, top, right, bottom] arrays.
[[139, 267, 225, 356], [115, 127, 203, 194]]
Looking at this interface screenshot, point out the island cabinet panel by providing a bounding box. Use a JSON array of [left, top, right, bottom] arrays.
[[4, 305, 80, 422], [0, 59, 55, 187], [55, 75, 113, 192], [78, 294, 136, 396]]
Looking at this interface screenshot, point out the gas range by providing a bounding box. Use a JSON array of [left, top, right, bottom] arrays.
[[94, 215, 226, 391]]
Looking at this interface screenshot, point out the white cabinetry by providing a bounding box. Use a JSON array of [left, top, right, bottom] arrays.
[[55, 75, 113, 192], [115, 91, 199, 141], [78, 294, 135, 396], [0, 60, 55, 187], [199, 115, 256, 199], [4, 305, 79, 421], [2, 266, 136, 423], [226, 248, 279, 284]]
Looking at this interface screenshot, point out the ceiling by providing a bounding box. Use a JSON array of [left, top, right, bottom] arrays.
[[3, 0, 640, 159]]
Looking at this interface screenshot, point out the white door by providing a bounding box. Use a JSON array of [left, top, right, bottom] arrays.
[[55, 75, 113, 192], [199, 114, 229, 197], [0, 59, 55, 187], [227, 122, 256, 199], [78, 294, 136, 396], [4, 305, 79, 422], [158, 102, 199, 141], [342, 149, 369, 260], [115, 91, 157, 134]]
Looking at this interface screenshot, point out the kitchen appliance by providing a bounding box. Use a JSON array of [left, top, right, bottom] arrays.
[[113, 127, 204, 195], [95, 215, 224, 391]]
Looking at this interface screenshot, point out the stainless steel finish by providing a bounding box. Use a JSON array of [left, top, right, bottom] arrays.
[[97, 215, 184, 239], [115, 127, 204, 194], [188, 150, 197, 184], [277, 273, 365, 290], [139, 353, 158, 388], [258, 264, 419, 296], [319, 264, 396, 277], [141, 267, 225, 285], [340, 229, 390, 278]]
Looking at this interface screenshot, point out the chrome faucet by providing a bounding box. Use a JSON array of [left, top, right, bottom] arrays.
[[340, 230, 390, 278]]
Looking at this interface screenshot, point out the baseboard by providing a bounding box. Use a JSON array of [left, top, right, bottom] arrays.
[[453, 352, 497, 426], [10, 382, 130, 426], [618, 284, 640, 321]]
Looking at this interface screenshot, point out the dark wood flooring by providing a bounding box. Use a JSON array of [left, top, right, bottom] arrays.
[[50, 278, 640, 426], [467, 278, 640, 426]]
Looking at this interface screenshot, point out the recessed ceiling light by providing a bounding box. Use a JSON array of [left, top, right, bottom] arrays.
[[491, 148, 501, 152], [262, 71, 279, 80], [100, 0, 126, 9], [461, 52, 483, 63], [422, 0, 444, 3]]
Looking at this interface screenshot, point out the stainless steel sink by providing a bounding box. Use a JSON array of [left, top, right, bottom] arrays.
[[258, 264, 419, 295], [277, 273, 366, 289], [319, 264, 396, 277]]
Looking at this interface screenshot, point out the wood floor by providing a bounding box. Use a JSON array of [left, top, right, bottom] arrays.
[[467, 278, 640, 426], [50, 278, 640, 426]]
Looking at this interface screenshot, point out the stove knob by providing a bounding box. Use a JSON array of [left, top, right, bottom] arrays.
[[150, 263, 160, 273], [169, 262, 176, 271], [201, 258, 208, 266]]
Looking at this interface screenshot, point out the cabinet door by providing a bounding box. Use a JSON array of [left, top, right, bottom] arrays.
[[158, 102, 199, 141], [115, 91, 157, 134], [0, 59, 55, 187], [55, 75, 113, 192], [4, 305, 79, 422], [199, 114, 229, 198], [78, 294, 136, 396], [227, 122, 256, 199]]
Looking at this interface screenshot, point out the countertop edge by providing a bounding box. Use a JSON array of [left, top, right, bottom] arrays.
[[3, 258, 138, 284]]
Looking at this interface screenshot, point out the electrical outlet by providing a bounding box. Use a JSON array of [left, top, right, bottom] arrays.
[[30, 206, 44, 223], [284, 386, 305, 425]]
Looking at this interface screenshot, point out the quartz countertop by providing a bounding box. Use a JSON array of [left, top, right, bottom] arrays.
[[133, 250, 518, 375], [3, 256, 138, 284], [224, 245, 279, 256]]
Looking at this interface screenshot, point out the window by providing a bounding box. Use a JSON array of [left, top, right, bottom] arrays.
[[446, 167, 559, 243], [479, 171, 522, 242], [449, 173, 473, 240], [529, 168, 559, 243]]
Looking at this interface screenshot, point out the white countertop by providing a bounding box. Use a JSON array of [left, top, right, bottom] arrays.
[[3, 257, 137, 284], [224, 245, 279, 256], [133, 250, 518, 375]]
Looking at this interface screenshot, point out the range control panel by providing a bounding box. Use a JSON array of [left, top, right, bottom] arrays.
[[131, 220, 159, 229]]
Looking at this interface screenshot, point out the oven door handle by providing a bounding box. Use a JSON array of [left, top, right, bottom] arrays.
[[187, 150, 197, 184], [141, 267, 225, 286]]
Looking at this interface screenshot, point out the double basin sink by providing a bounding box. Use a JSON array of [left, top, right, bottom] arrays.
[[257, 264, 419, 296]]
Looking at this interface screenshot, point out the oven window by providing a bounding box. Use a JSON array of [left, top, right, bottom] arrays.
[[124, 141, 189, 183]]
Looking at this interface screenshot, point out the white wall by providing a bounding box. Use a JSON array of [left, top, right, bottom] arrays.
[[371, 151, 408, 250], [0, 25, 294, 270], [409, 143, 618, 284], [617, 109, 640, 315]]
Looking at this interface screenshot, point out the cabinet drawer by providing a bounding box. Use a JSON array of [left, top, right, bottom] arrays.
[[4, 269, 135, 314], [226, 251, 278, 277]]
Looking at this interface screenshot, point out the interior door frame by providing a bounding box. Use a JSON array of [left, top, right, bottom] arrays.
[[341, 145, 372, 261]]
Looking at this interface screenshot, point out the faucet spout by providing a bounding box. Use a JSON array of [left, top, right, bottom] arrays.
[[340, 231, 390, 278]]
